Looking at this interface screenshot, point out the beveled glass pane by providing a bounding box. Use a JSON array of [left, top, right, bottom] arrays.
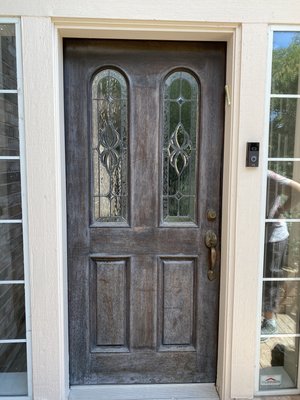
[[269, 98, 300, 158], [264, 222, 300, 279], [0, 343, 27, 396], [169, 78, 180, 99], [272, 32, 300, 95], [0, 223, 23, 280], [92, 69, 128, 223], [162, 71, 199, 223], [169, 102, 180, 134], [0, 24, 17, 90], [0, 284, 25, 339], [266, 163, 300, 219], [260, 337, 298, 390], [0, 93, 19, 156], [0, 159, 22, 219], [262, 280, 300, 334]]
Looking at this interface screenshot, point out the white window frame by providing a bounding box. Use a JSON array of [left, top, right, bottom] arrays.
[[255, 24, 300, 396], [0, 17, 32, 400]]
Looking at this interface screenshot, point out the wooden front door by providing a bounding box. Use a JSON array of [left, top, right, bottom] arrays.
[[64, 39, 225, 385]]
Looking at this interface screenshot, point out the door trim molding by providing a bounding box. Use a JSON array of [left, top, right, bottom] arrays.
[[53, 17, 237, 41], [26, 18, 241, 400]]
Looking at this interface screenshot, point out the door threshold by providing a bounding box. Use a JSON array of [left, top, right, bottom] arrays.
[[69, 383, 219, 400]]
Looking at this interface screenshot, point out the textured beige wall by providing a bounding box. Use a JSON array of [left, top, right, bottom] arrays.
[[22, 17, 68, 400], [1, 0, 300, 23], [231, 22, 269, 398]]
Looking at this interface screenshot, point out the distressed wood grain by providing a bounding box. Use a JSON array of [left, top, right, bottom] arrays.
[[95, 260, 127, 347], [161, 259, 195, 347], [65, 39, 225, 384]]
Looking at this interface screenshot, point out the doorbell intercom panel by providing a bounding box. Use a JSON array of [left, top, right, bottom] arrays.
[[246, 142, 260, 167]]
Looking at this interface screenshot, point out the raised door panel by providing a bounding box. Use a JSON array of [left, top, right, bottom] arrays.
[[159, 259, 196, 348], [90, 259, 129, 350]]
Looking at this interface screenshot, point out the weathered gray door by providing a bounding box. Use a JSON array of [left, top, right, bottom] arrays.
[[64, 39, 225, 385]]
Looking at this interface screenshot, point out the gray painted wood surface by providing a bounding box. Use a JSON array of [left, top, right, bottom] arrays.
[[95, 260, 127, 347], [69, 383, 218, 400], [161, 260, 195, 346], [64, 39, 225, 385]]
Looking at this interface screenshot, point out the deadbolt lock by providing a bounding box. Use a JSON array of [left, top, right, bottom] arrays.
[[207, 209, 217, 221]]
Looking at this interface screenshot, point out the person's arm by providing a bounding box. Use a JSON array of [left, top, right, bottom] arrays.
[[268, 169, 300, 192]]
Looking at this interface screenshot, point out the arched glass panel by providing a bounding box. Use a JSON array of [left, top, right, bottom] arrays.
[[162, 70, 199, 223], [92, 69, 128, 223]]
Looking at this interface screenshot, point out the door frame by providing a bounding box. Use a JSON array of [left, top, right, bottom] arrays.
[[25, 17, 253, 399], [55, 19, 239, 399]]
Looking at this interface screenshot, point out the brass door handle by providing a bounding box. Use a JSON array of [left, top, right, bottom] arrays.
[[205, 230, 217, 281]]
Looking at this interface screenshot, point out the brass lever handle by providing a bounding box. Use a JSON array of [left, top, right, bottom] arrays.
[[205, 230, 217, 281], [210, 247, 216, 268]]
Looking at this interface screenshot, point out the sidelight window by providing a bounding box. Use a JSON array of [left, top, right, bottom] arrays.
[[0, 20, 31, 398], [258, 29, 300, 394]]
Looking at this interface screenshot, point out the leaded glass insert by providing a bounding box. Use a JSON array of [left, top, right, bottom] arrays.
[[92, 69, 128, 223], [162, 71, 199, 223]]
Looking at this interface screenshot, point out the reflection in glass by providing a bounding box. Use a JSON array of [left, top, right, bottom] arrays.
[[0, 344, 27, 396], [262, 280, 300, 334], [162, 71, 199, 223], [264, 222, 300, 279], [269, 98, 300, 158], [0, 159, 22, 219], [266, 163, 300, 219], [260, 337, 299, 390], [261, 31, 300, 393], [272, 32, 300, 95], [92, 69, 128, 223], [262, 170, 300, 346], [0, 223, 23, 280], [0, 24, 16, 90], [0, 93, 19, 156], [0, 23, 28, 397], [0, 284, 26, 339]]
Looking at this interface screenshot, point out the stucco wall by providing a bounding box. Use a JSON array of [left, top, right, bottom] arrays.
[[0, 0, 300, 23]]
